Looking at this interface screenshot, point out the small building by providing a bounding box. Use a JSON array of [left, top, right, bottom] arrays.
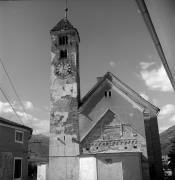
[[0, 116, 32, 180]]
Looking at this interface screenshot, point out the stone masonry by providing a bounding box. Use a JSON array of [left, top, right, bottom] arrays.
[[49, 18, 80, 180]]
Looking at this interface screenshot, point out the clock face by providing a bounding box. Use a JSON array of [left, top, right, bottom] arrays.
[[54, 61, 72, 78]]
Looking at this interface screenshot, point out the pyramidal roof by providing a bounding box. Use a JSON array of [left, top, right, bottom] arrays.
[[50, 18, 80, 41], [50, 18, 73, 31], [50, 18, 78, 32]]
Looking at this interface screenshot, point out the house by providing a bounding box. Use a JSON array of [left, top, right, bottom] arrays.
[[0, 116, 32, 180]]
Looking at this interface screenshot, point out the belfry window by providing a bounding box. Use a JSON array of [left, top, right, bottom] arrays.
[[59, 36, 68, 45], [60, 50, 67, 59]]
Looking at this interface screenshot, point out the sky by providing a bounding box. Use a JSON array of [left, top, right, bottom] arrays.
[[145, 0, 175, 89], [0, 0, 174, 135]]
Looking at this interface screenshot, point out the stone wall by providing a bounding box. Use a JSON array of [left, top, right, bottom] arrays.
[[49, 22, 80, 180]]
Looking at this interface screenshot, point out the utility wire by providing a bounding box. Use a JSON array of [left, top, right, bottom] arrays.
[[0, 86, 24, 125], [0, 58, 28, 116], [0, 58, 34, 128]]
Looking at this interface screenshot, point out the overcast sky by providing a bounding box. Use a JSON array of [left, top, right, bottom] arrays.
[[0, 0, 174, 134]]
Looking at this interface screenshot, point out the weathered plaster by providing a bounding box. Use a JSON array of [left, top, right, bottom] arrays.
[[49, 18, 80, 180], [81, 109, 146, 155]]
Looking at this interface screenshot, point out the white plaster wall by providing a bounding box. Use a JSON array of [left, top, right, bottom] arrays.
[[48, 157, 79, 180], [37, 164, 47, 180], [79, 157, 97, 180]]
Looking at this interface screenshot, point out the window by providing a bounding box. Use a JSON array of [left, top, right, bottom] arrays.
[[109, 91, 111, 97], [105, 91, 107, 97], [60, 50, 67, 59], [104, 91, 112, 97], [59, 36, 68, 45], [15, 130, 24, 143], [13, 158, 22, 180]]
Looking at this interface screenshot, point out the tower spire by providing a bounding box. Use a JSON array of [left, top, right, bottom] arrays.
[[65, 0, 68, 19]]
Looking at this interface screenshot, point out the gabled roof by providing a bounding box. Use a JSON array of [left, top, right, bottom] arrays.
[[79, 72, 160, 114], [79, 72, 159, 142], [0, 116, 33, 134]]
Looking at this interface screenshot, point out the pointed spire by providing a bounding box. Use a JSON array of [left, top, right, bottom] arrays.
[[65, 0, 68, 19]]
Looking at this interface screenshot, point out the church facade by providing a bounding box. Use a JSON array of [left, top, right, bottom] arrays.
[[49, 16, 163, 180]]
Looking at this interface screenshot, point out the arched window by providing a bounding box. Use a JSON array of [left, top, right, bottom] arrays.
[[109, 91, 111, 97], [59, 37, 63, 45], [60, 50, 67, 58], [59, 36, 68, 45]]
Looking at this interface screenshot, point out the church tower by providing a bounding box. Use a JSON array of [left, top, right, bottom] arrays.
[[49, 11, 80, 180]]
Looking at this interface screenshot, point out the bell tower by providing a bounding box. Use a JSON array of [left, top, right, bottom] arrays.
[[49, 12, 80, 180]]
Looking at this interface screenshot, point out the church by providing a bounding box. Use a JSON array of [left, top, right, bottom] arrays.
[[48, 13, 163, 180]]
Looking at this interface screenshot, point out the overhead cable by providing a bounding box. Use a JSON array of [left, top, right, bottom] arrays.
[[0, 58, 28, 115], [0, 86, 24, 125]]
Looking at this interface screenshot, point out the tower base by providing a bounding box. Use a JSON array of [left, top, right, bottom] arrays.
[[48, 157, 79, 180]]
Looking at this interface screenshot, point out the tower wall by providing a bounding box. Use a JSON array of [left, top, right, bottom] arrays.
[[49, 19, 80, 180]]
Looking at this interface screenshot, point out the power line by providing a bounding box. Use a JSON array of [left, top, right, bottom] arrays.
[[0, 58, 28, 116], [0, 86, 24, 125]]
